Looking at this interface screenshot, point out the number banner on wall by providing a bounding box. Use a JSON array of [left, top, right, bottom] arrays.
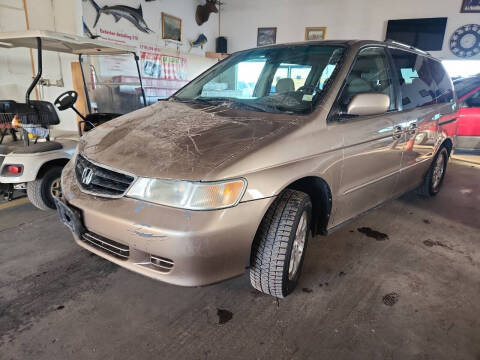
[[140, 51, 187, 80]]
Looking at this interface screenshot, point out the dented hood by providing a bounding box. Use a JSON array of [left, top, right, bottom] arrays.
[[79, 100, 303, 180]]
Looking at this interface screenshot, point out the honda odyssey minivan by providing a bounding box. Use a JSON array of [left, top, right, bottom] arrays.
[[56, 40, 457, 298]]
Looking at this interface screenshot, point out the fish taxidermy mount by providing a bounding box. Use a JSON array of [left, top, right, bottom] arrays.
[[195, 0, 220, 26], [83, 19, 100, 39], [189, 34, 208, 49], [87, 0, 153, 33]]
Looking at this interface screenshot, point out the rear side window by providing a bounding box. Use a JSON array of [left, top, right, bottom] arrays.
[[390, 49, 436, 110], [429, 59, 454, 104], [464, 89, 480, 108], [339, 47, 396, 111], [454, 77, 480, 99]]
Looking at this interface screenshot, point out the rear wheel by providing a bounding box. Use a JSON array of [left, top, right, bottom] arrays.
[[418, 147, 449, 197], [250, 189, 312, 298], [27, 166, 63, 210]]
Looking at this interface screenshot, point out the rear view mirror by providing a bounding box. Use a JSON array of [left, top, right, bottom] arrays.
[[347, 93, 390, 116]]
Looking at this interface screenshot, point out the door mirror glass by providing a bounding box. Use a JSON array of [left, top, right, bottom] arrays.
[[347, 93, 390, 116]]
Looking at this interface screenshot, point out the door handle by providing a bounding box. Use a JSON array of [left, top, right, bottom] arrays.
[[393, 126, 403, 139], [407, 122, 417, 135]]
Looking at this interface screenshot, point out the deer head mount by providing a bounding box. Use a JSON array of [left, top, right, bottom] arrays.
[[195, 0, 219, 26]]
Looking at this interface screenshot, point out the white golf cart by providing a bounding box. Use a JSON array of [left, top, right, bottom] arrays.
[[0, 30, 146, 210]]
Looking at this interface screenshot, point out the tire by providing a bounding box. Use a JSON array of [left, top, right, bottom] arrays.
[[418, 147, 449, 197], [27, 166, 63, 210], [250, 189, 312, 298]]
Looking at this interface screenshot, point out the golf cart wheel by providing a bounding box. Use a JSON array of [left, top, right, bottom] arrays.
[[250, 189, 312, 298], [418, 147, 449, 197], [27, 166, 63, 210]]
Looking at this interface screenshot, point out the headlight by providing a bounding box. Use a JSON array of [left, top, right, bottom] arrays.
[[126, 178, 247, 210]]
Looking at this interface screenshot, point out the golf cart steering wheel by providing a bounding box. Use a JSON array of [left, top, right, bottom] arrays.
[[54, 90, 78, 111]]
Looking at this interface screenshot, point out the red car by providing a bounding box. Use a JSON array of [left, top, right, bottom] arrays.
[[454, 75, 480, 151]]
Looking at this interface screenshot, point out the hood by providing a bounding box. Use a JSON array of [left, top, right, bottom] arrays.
[[79, 100, 304, 180]]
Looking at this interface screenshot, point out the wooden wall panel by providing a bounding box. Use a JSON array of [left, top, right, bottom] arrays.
[[70, 61, 88, 125]]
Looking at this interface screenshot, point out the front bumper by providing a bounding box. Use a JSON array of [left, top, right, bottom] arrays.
[[60, 162, 273, 287]]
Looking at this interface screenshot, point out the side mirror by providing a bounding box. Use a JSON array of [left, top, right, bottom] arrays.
[[347, 93, 390, 116]]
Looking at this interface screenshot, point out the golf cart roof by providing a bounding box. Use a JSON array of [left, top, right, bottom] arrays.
[[0, 30, 134, 55]]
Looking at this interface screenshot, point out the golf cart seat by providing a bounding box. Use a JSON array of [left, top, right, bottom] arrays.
[[0, 141, 62, 155], [0, 100, 60, 126]]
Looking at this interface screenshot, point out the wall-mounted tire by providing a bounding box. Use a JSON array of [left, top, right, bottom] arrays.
[[27, 166, 63, 210], [250, 189, 312, 298], [418, 147, 449, 197]]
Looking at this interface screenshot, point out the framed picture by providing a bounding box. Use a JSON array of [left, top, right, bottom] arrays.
[[257, 27, 277, 47], [461, 0, 480, 12], [305, 27, 327, 41], [162, 12, 182, 41]]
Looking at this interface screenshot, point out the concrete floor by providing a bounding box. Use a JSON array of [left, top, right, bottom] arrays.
[[0, 160, 479, 360]]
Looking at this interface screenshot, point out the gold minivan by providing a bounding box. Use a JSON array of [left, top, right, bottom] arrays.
[[56, 40, 457, 298]]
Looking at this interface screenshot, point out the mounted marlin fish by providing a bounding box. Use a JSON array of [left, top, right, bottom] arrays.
[[88, 0, 153, 33]]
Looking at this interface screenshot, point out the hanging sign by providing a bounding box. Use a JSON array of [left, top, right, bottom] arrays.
[[140, 51, 187, 80]]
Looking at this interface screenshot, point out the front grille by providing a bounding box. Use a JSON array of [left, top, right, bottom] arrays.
[[81, 231, 129, 260], [75, 154, 134, 197]]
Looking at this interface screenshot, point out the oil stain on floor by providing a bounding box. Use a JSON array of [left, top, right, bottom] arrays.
[[216, 308, 233, 325], [357, 227, 389, 241]]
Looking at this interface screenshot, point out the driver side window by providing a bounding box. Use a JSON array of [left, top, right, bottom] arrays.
[[339, 47, 395, 112]]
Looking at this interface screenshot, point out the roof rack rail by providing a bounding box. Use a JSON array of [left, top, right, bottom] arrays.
[[384, 39, 431, 55]]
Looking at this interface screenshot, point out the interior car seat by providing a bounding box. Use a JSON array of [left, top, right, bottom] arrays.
[[276, 78, 295, 93]]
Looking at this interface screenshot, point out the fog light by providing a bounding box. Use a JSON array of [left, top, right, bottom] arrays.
[[150, 255, 174, 270], [7, 165, 22, 174]]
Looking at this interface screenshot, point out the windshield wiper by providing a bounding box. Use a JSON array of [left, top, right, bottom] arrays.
[[196, 97, 283, 113], [171, 96, 220, 107], [174, 96, 283, 113]]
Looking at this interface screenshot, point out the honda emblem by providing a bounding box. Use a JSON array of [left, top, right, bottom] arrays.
[[81, 167, 94, 185]]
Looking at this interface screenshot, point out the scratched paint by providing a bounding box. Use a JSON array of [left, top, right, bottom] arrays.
[[78, 100, 304, 181], [134, 203, 148, 213], [130, 230, 166, 238], [129, 223, 166, 239]]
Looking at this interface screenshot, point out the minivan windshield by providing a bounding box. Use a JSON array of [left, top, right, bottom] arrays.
[[173, 45, 346, 114]]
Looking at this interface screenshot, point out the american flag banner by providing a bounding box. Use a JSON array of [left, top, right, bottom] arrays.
[[141, 51, 187, 80]]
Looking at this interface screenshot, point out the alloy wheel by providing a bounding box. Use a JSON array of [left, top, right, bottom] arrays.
[[288, 211, 308, 280], [50, 178, 62, 198], [432, 153, 445, 190]]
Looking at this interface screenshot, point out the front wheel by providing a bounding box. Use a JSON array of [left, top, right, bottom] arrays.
[[27, 166, 63, 210], [418, 147, 449, 197], [250, 189, 312, 298]]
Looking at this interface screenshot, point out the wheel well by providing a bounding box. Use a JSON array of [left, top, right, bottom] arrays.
[[286, 176, 332, 236], [441, 138, 453, 156], [37, 158, 70, 178]]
